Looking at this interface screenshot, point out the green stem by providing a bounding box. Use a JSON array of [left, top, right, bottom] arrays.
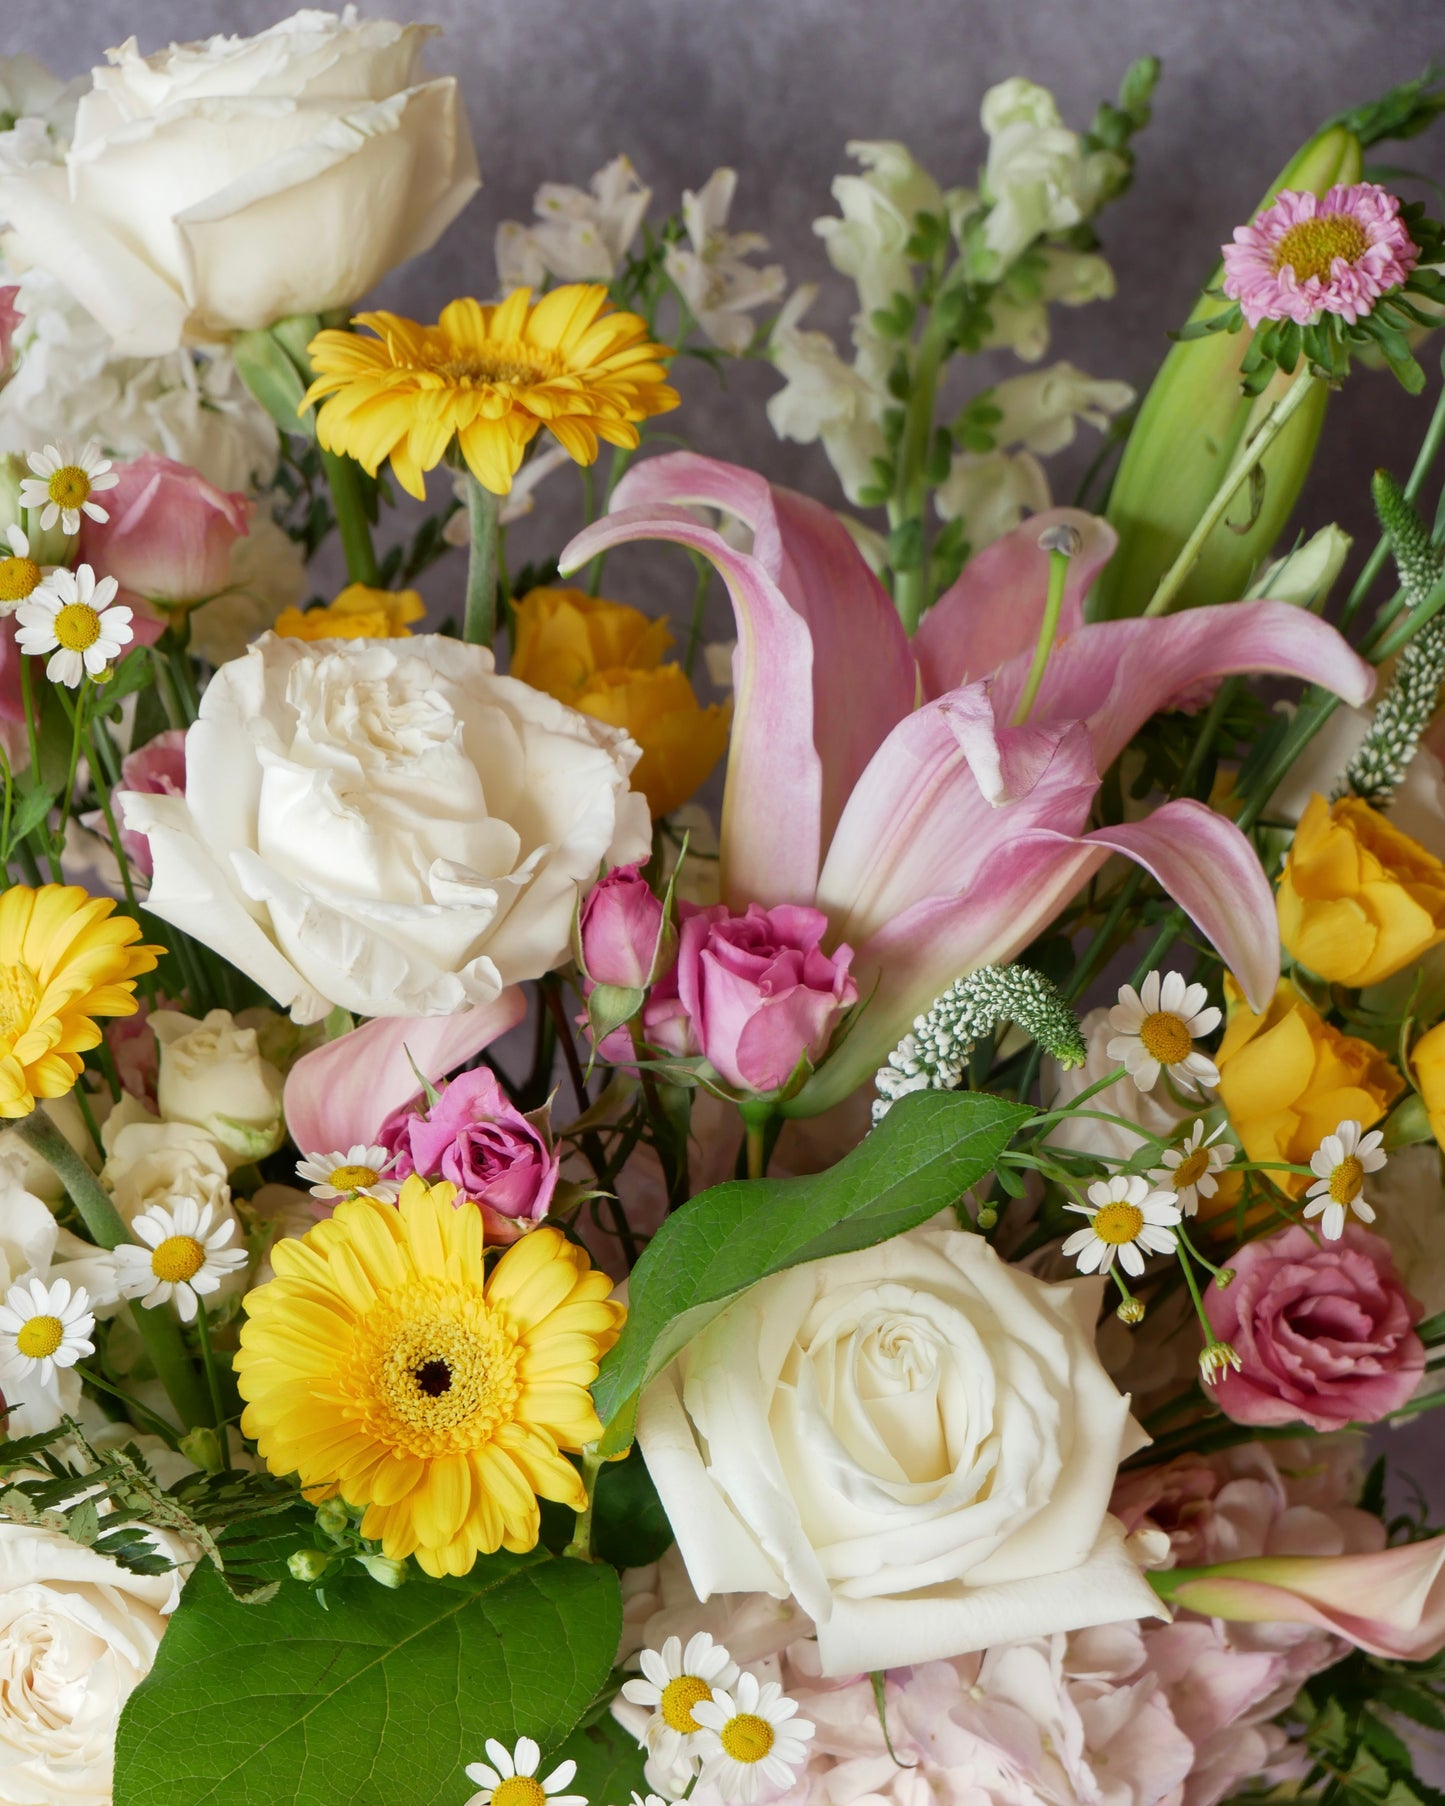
[[195, 1299, 231, 1468], [1142, 370, 1318, 618], [1011, 541, 1075, 726], [739, 1102, 776, 1181], [18, 654, 61, 882], [320, 448, 381, 587], [584, 445, 638, 595], [463, 472, 500, 648], [76, 1364, 183, 1449], [889, 313, 949, 635], [562, 1445, 605, 1561]]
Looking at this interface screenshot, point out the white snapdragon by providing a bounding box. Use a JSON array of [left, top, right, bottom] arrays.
[[978, 78, 1122, 274], [814, 140, 944, 313], [767, 288, 891, 505], [496, 154, 652, 289], [665, 169, 786, 355]]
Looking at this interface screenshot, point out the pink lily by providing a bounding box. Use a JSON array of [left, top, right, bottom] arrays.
[[284, 989, 526, 1159], [560, 453, 1374, 1113], [1160, 1539, 1445, 1662]]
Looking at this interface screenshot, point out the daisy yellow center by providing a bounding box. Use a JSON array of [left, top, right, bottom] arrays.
[[47, 466, 91, 510], [434, 343, 562, 387], [1093, 1201, 1145, 1245], [1274, 214, 1369, 284], [1329, 1155, 1364, 1206], [54, 603, 101, 652], [1139, 1011, 1192, 1065], [330, 1163, 379, 1191], [661, 1674, 713, 1733], [0, 961, 40, 1043], [491, 1780, 546, 1806], [720, 1714, 775, 1764], [151, 1235, 206, 1284], [16, 1314, 62, 1360], [1172, 1147, 1210, 1190], [365, 1293, 522, 1454], [0, 556, 40, 603]]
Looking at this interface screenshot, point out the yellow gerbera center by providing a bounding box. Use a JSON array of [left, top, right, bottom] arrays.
[[1094, 1202, 1145, 1245], [369, 1300, 522, 1453], [0, 961, 40, 1044], [720, 1714, 775, 1764], [434, 344, 562, 387], [661, 1674, 713, 1733], [16, 1314, 63, 1360], [1274, 214, 1369, 284], [1329, 1155, 1364, 1206], [54, 603, 101, 652], [491, 1780, 546, 1806], [1171, 1147, 1209, 1190], [47, 466, 91, 510], [0, 556, 40, 603], [1139, 1011, 1192, 1065], [330, 1163, 379, 1191], [151, 1235, 206, 1284]]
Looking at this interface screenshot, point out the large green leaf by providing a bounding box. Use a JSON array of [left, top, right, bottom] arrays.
[[593, 1088, 1031, 1452], [551, 1711, 649, 1806], [114, 1549, 620, 1806]]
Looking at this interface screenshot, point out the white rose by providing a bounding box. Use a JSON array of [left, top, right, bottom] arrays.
[[637, 1224, 1161, 1676], [151, 1007, 284, 1166], [0, 1522, 177, 1804], [0, 8, 480, 355], [119, 634, 651, 1023], [102, 1108, 232, 1225]]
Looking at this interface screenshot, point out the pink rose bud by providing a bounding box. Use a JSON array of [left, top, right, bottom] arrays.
[[579, 862, 668, 988], [379, 1067, 560, 1245], [107, 729, 187, 879], [1204, 1223, 1424, 1432], [676, 901, 858, 1095], [78, 452, 250, 608], [0, 286, 21, 382]]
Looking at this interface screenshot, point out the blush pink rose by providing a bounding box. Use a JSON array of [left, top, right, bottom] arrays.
[[379, 1066, 560, 1244], [1205, 1225, 1425, 1431], [78, 453, 249, 607], [579, 862, 668, 989], [0, 286, 21, 379], [106, 730, 187, 879], [675, 901, 858, 1095]]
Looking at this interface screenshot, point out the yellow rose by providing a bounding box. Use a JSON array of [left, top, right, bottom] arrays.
[[1411, 1019, 1445, 1150], [274, 583, 426, 641], [1215, 976, 1403, 1197], [511, 587, 730, 817], [1277, 793, 1445, 987]]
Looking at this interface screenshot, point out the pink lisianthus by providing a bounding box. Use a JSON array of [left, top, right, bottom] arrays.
[[1222, 182, 1417, 327], [78, 453, 250, 608], [0, 285, 21, 380], [378, 1066, 560, 1244], [95, 729, 187, 880], [1204, 1224, 1424, 1431], [106, 1000, 161, 1108]]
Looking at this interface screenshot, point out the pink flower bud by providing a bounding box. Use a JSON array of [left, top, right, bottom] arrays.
[[112, 729, 187, 879], [78, 453, 249, 608], [579, 862, 667, 988], [0, 287, 21, 383]]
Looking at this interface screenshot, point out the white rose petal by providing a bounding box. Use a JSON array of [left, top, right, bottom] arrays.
[[151, 1007, 285, 1167]]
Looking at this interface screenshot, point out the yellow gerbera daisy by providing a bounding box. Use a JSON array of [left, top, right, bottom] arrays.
[[0, 885, 162, 1118], [234, 1178, 624, 1578], [303, 285, 680, 499], [273, 582, 427, 642]]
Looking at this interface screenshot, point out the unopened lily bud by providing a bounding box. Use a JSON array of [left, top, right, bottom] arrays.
[[288, 1549, 336, 1583], [355, 1552, 409, 1589]]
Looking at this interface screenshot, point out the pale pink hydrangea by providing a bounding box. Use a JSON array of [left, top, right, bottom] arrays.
[[1222, 182, 1417, 327]]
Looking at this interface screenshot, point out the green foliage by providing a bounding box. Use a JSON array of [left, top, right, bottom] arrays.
[[114, 1548, 621, 1806], [591, 1089, 1031, 1452], [551, 1711, 649, 1806], [1286, 1649, 1445, 1806], [592, 1446, 675, 1569]]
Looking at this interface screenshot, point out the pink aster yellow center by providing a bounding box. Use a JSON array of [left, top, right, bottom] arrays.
[[1273, 214, 1369, 283]]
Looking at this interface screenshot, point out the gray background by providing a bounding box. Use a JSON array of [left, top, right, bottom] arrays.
[[10, 3, 1445, 1500]]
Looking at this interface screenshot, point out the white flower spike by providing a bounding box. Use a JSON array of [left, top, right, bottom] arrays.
[[1106, 969, 1221, 1095], [1062, 1174, 1182, 1277], [1303, 1119, 1386, 1241]]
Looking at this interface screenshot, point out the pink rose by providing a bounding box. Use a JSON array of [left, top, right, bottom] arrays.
[[1205, 1224, 1424, 1431], [675, 901, 858, 1094], [78, 453, 249, 607], [579, 862, 668, 989], [109, 730, 187, 879], [379, 1067, 559, 1245], [0, 286, 21, 380]]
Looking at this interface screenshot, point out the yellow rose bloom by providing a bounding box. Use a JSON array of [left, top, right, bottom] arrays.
[[511, 587, 730, 818], [235, 1177, 623, 1578], [1277, 792, 1445, 987], [274, 583, 426, 641], [1411, 1019, 1445, 1149], [1215, 976, 1403, 1197]]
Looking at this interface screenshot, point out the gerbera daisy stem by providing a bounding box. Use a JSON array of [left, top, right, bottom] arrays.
[[1142, 367, 1318, 618], [319, 448, 381, 588], [463, 472, 501, 648]]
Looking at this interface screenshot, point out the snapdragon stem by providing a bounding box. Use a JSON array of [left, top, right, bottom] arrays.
[[889, 313, 949, 636], [462, 472, 500, 648], [319, 448, 380, 587]]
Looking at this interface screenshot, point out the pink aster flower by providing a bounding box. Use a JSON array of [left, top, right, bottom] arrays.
[[1222, 182, 1417, 327]]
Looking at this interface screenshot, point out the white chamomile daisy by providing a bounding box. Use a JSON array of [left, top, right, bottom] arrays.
[[1062, 1174, 1182, 1278], [295, 1144, 401, 1203], [15, 564, 133, 688], [113, 1198, 247, 1322], [19, 439, 118, 534], [693, 1672, 815, 1803], [0, 525, 43, 613], [464, 1736, 587, 1806], [1152, 1119, 1235, 1216], [1302, 1119, 1386, 1241], [620, 1632, 740, 1769], [0, 1275, 94, 1388], [1106, 969, 1221, 1095]]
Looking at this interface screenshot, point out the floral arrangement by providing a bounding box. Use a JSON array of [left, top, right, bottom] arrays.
[[3, 13, 1445, 1806]]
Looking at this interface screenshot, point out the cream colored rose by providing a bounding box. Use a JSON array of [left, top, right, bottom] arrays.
[[637, 1225, 1162, 1675], [102, 1108, 232, 1224], [151, 1007, 284, 1166], [119, 634, 652, 1023], [0, 10, 480, 355], [0, 1522, 177, 1804]]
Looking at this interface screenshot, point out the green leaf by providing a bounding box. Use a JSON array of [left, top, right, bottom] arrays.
[[592, 1089, 1031, 1452], [4, 782, 55, 851], [114, 1550, 620, 1806], [551, 1710, 648, 1806], [593, 1446, 675, 1570]]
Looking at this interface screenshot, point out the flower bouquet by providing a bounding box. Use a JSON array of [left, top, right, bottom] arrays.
[[4, 13, 1445, 1806]]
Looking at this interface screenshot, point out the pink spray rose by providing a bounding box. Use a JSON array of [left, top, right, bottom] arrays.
[[101, 729, 187, 880], [379, 1067, 560, 1244], [675, 901, 858, 1094], [0, 286, 21, 380], [1205, 1224, 1424, 1431], [78, 453, 249, 607], [579, 862, 668, 989]]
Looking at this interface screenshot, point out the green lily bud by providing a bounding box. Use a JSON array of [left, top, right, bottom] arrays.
[[1092, 124, 1362, 620]]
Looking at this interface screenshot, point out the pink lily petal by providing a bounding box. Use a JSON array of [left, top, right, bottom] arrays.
[[914, 507, 1117, 699], [283, 990, 527, 1156]]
